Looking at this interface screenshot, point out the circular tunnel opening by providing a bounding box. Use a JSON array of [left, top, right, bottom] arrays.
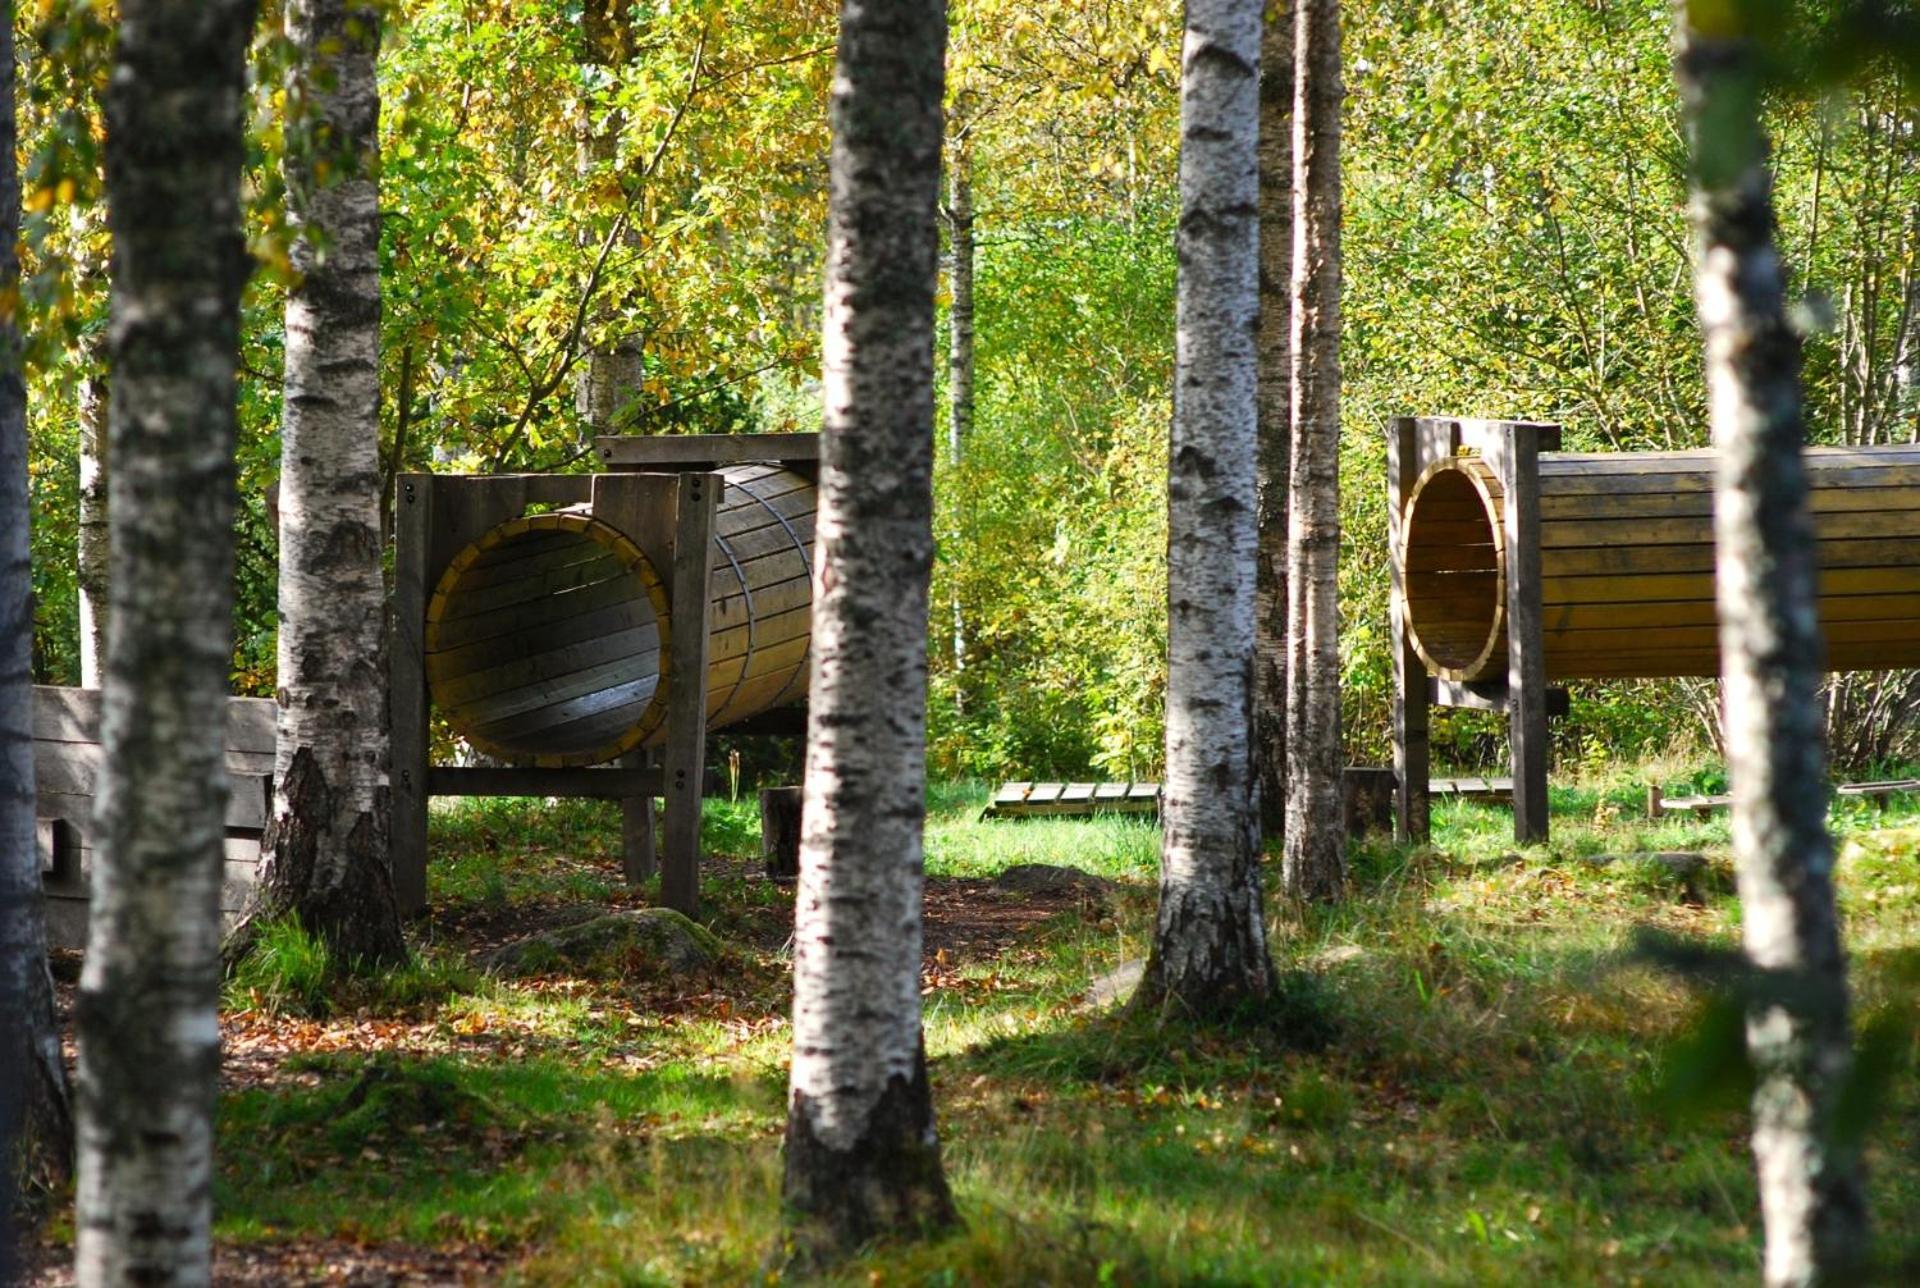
[[425, 512, 671, 766], [1402, 459, 1507, 682]]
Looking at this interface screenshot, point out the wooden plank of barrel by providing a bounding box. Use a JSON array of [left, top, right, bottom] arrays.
[[424, 463, 815, 767], [1399, 444, 1920, 682]]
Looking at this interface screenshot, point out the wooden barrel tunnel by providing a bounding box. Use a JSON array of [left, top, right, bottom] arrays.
[[1401, 444, 1920, 681], [424, 462, 815, 766]]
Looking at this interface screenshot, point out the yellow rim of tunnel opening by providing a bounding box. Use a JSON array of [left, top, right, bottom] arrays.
[[424, 510, 674, 768], [1401, 456, 1508, 683]]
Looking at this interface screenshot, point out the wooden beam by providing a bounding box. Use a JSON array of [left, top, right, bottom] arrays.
[[619, 749, 657, 885], [426, 765, 665, 798], [1389, 417, 1443, 844], [661, 471, 719, 916], [389, 473, 434, 914], [1497, 422, 1552, 845], [1430, 678, 1570, 718], [596, 432, 821, 471]]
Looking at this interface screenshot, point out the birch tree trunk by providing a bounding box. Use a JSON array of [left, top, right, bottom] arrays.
[[946, 141, 973, 680], [947, 144, 974, 468], [77, 365, 108, 690], [1282, 0, 1344, 902], [573, 0, 643, 437], [1, 7, 73, 1257], [1254, 1, 1293, 840], [75, 2, 257, 1282], [242, 0, 406, 969], [1673, 5, 1869, 1282], [1131, 0, 1274, 1016], [781, 0, 956, 1262]]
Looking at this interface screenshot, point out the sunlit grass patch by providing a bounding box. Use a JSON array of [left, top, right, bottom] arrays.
[[924, 782, 1162, 881], [225, 917, 486, 1018], [188, 775, 1920, 1282]]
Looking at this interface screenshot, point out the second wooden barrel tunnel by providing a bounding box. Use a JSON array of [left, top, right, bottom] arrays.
[[423, 462, 815, 766], [1399, 443, 1920, 682]]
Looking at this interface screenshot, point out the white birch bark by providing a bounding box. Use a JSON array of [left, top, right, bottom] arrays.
[[2, 10, 73, 1258], [947, 144, 974, 468], [1133, 0, 1274, 1013], [946, 142, 973, 679], [75, 2, 256, 1281], [573, 2, 643, 439], [76, 365, 108, 690], [1283, 0, 1345, 901], [782, 0, 956, 1260], [1254, 2, 1293, 840], [244, 0, 405, 968], [1673, 6, 1869, 1283]]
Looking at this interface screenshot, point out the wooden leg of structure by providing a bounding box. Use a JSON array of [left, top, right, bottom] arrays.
[[389, 474, 433, 914], [1498, 424, 1550, 845], [661, 472, 718, 917], [620, 750, 656, 886], [760, 785, 803, 881], [1388, 419, 1432, 844]]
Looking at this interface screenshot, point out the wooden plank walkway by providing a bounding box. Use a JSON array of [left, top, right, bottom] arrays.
[[982, 781, 1161, 819], [1430, 776, 1514, 801], [1836, 778, 1920, 812], [985, 774, 1516, 820]]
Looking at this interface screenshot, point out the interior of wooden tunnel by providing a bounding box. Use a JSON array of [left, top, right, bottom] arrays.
[[426, 512, 671, 765], [1401, 457, 1508, 682], [424, 463, 817, 768]]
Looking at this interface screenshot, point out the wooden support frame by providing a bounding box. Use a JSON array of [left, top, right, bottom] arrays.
[[1387, 417, 1564, 845], [388, 462, 738, 917]]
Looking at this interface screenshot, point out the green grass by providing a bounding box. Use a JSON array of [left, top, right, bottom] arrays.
[[186, 775, 1920, 1284]]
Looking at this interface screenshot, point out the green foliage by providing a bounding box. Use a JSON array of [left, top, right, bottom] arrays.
[[15, 0, 1920, 772], [931, 211, 1173, 779]]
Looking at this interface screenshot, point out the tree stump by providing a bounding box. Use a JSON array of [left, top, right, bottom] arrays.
[[1342, 767, 1397, 840], [761, 786, 803, 882]]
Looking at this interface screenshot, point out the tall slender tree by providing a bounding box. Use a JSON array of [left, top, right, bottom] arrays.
[[1254, 0, 1293, 839], [76, 359, 108, 690], [1131, 0, 1274, 1014], [781, 0, 957, 1263], [573, 0, 644, 437], [944, 138, 974, 682], [75, 1, 258, 1281], [1672, 3, 1869, 1282], [2, 3, 73, 1264], [1282, 0, 1343, 900], [240, 0, 406, 967]]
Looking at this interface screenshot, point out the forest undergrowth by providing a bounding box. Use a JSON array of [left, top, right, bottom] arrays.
[[28, 772, 1920, 1285]]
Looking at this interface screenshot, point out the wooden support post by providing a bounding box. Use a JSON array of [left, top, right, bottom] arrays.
[[760, 785, 803, 881], [661, 472, 719, 916], [619, 750, 656, 886], [1482, 421, 1558, 846], [1388, 418, 1439, 844], [1341, 767, 1396, 840], [389, 473, 433, 914]]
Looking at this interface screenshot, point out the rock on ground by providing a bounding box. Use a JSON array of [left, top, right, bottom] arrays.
[[482, 907, 720, 980], [1084, 958, 1145, 1010], [993, 863, 1115, 901]]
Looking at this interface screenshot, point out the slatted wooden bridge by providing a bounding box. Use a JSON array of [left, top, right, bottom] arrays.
[[982, 781, 1162, 819]]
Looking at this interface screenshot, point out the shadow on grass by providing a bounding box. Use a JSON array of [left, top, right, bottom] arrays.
[[217, 1049, 788, 1247]]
